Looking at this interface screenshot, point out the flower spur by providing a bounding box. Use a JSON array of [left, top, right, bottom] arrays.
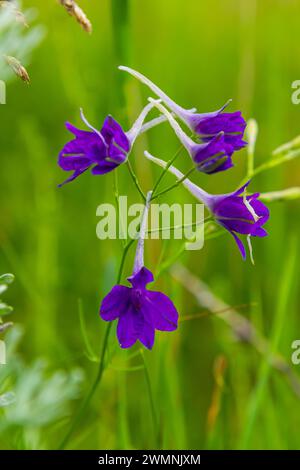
[[119, 65, 247, 154]]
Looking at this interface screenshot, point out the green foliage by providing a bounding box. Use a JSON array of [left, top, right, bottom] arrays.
[[0, 274, 84, 449], [0, 326, 84, 449], [0, 0, 45, 81], [0, 273, 14, 320]]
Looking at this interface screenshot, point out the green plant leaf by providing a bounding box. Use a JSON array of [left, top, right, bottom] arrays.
[[0, 392, 16, 408], [0, 273, 14, 285], [0, 303, 13, 316]]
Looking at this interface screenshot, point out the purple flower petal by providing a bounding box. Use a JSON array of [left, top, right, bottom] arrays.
[[214, 198, 254, 219], [58, 114, 129, 186], [253, 227, 268, 237], [58, 168, 89, 187], [128, 267, 154, 289], [117, 305, 143, 349], [100, 285, 131, 321], [214, 194, 269, 236], [200, 155, 234, 174], [191, 133, 234, 174], [205, 181, 269, 258], [139, 316, 155, 350], [91, 162, 118, 175], [222, 133, 247, 151], [62, 129, 105, 161], [99, 267, 179, 349], [183, 104, 247, 153], [192, 132, 225, 163], [58, 152, 91, 171], [101, 115, 130, 153], [65, 122, 94, 139], [146, 291, 178, 331], [229, 231, 246, 259], [195, 111, 246, 136], [250, 198, 270, 226], [232, 181, 251, 197]]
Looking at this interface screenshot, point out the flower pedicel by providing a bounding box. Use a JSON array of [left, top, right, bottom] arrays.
[[57, 66, 269, 349]]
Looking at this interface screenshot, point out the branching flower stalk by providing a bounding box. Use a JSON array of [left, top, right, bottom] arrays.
[[145, 151, 269, 260], [55, 64, 300, 448]]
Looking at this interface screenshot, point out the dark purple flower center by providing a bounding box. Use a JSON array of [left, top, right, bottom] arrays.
[[131, 289, 144, 311]]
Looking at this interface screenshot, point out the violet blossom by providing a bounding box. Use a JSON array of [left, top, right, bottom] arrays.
[[145, 152, 269, 260], [119, 65, 247, 155], [149, 98, 233, 174], [100, 191, 179, 349], [58, 102, 156, 186]]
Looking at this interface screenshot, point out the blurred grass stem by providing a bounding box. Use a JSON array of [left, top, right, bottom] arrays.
[[58, 240, 134, 449], [140, 350, 159, 446]]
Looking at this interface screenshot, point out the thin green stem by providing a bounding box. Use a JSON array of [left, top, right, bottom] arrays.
[[117, 238, 135, 283], [78, 299, 98, 361], [58, 239, 134, 450], [239, 148, 300, 188], [155, 219, 218, 278], [126, 160, 146, 201], [147, 216, 213, 234], [155, 243, 187, 278], [152, 166, 196, 200], [113, 170, 119, 213], [151, 145, 183, 198], [58, 322, 112, 450], [245, 119, 258, 180], [140, 350, 159, 446], [247, 155, 254, 180]]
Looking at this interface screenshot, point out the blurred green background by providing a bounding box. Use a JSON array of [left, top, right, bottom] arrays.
[[1, 0, 300, 450]]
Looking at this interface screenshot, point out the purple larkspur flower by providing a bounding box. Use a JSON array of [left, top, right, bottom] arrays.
[[100, 266, 178, 349], [176, 101, 247, 153], [58, 102, 156, 186], [149, 99, 233, 174], [100, 191, 179, 349], [145, 152, 269, 260], [120, 66, 247, 159]]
